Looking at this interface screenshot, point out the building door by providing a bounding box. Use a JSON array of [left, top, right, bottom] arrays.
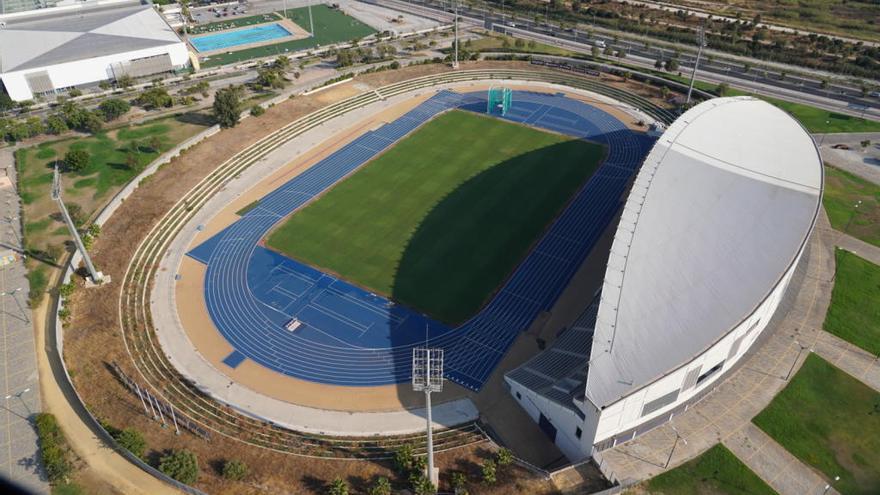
[[538, 413, 557, 443]]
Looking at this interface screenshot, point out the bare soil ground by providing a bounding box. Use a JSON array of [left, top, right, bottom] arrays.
[[58, 61, 668, 493]]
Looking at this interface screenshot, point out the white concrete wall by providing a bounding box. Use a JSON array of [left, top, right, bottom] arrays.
[[1, 42, 189, 101], [592, 248, 803, 445], [506, 379, 600, 462]]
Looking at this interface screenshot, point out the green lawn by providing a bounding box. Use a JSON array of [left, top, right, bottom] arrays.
[[200, 5, 375, 67], [822, 166, 880, 247], [824, 249, 880, 356], [643, 444, 776, 495], [753, 354, 880, 495], [266, 110, 605, 324]]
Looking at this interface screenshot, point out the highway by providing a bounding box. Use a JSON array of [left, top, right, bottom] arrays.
[[376, 0, 880, 121]]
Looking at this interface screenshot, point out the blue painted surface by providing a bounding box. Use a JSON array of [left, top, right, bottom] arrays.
[[188, 90, 656, 390], [190, 23, 292, 53], [222, 350, 247, 369]]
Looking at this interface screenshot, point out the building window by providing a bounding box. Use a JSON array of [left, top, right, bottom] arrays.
[[516, 391, 521, 400], [641, 389, 680, 417], [575, 426, 582, 439], [696, 361, 724, 386]]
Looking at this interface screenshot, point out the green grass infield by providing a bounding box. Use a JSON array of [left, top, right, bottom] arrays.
[[644, 443, 777, 495], [753, 354, 880, 495], [822, 166, 880, 248], [266, 110, 605, 324]]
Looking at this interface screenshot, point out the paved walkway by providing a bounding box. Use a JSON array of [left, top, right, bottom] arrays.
[[819, 136, 880, 185], [595, 211, 841, 495], [0, 150, 47, 494], [833, 229, 880, 266]]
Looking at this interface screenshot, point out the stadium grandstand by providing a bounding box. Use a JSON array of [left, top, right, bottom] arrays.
[[505, 96, 824, 462]]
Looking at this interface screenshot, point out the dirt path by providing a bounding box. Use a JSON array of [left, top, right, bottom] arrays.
[[34, 292, 180, 495]]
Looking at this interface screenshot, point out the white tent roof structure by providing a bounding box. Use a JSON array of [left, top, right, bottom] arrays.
[[586, 97, 823, 408], [0, 5, 182, 73]]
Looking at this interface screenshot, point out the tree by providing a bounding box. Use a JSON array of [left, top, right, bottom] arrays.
[[63, 149, 90, 173], [327, 477, 349, 495], [411, 475, 436, 495], [591, 45, 600, 58], [274, 55, 292, 71], [222, 459, 249, 481], [367, 477, 392, 495], [149, 136, 163, 153], [125, 152, 139, 170], [393, 443, 415, 474], [716, 82, 730, 96], [665, 59, 679, 72], [514, 38, 525, 49], [114, 428, 146, 458], [213, 86, 243, 129], [82, 111, 104, 134], [336, 49, 354, 67], [98, 98, 131, 121], [136, 87, 173, 109], [46, 114, 69, 135], [250, 105, 266, 117], [861, 139, 872, 149], [451, 471, 468, 495], [0, 91, 13, 113], [117, 74, 134, 89], [654, 58, 663, 69], [481, 460, 497, 484], [617, 48, 627, 59], [159, 449, 199, 484], [256, 68, 286, 89]]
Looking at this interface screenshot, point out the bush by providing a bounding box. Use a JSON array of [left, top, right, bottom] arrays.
[[222, 459, 248, 481], [63, 149, 90, 173], [250, 105, 265, 117], [496, 447, 513, 467], [98, 98, 131, 121], [451, 471, 468, 494], [393, 443, 415, 474], [481, 460, 497, 484], [367, 476, 392, 495], [327, 477, 349, 495], [114, 428, 146, 458], [159, 449, 199, 484], [35, 413, 72, 484]]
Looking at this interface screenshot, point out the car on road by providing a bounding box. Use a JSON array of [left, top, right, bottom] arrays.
[[594, 40, 606, 48], [832, 144, 851, 150]]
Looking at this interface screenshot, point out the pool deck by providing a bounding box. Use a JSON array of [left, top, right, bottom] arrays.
[[189, 18, 311, 57]]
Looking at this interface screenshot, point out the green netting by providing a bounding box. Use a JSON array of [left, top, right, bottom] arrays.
[[487, 87, 512, 116]]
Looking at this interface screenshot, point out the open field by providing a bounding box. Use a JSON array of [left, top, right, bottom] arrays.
[[671, 0, 880, 40], [16, 114, 210, 302], [201, 5, 375, 67], [823, 166, 880, 247], [267, 109, 605, 324], [824, 249, 880, 356], [753, 354, 880, 495], [641, 444, 777, 495]]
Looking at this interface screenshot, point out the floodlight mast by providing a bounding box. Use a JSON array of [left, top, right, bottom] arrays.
[[453, 0, 459, 68], [412, 347, 444, 487], [685, 22, 707, 106], [52, 166, 103, 283]]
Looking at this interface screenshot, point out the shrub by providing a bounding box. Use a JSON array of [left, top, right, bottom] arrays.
[[250, 105, 266, 117], [222, 459, 248, 481], [451, 471, 468, 494], [114, 428, 146, 458], [35, 413, 72, 484], [481, 460, 497, 484], [393, 443, 415, 474], [63, 149, 90, 173], [367, 476, 391, 495], [327, 477, 349, 495], [496, 447, 513, 467], [159, 449, 199, 484]]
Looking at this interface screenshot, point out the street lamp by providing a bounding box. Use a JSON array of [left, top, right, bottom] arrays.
[[819, 121, 831, 146], [2, 287, 29, 323], [664, 424, 687, 468], [823, 475, 840, 494]]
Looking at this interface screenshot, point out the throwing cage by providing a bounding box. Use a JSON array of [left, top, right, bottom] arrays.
[[487, 86, 513, 116]]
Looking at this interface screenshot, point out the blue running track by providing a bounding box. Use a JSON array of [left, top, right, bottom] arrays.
[[188, 90, 656, 391]]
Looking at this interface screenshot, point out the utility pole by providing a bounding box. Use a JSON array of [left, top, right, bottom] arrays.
[[685, 22, 706, 106], [308, 1, 314, 38], [51, 166, 106, 285], [452, 0, 459, 68], [412, 347, 444, 488]]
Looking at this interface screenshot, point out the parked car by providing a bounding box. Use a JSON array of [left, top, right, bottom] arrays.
[[831, 144, 851, 150]]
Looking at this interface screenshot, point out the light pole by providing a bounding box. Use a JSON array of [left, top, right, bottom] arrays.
[[844, 200, 862, 233], [5, 388, 32, 416], [819, 121, 831, 146], [823, 475, 840, 494], [664, 425, 687, 468], [413, 347, 444, 487], [2, 287, 28, 323], [52, 166, 105, 284], [685, 22, 706, 106], [453, 0, 459, 68], [5, 215, 21, 250]]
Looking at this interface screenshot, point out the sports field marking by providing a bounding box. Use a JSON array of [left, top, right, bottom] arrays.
[[266, 110, 606, 325]]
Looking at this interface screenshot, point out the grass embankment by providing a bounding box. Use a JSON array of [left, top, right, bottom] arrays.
[[643, 443, 777, 495], [824, 249, 880, 356], [17, 115, 209, 304], [753, 354, 880, 495], [267, 110, 605, 324], [823, 166, 880, 247], [200, 5, 375, 67]]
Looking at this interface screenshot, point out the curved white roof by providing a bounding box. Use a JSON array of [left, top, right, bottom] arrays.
[[586, 97, 823, 408]]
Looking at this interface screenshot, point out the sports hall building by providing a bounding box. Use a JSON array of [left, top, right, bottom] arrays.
[[505, 96, 824, 461], [0, 3, 189, 101]]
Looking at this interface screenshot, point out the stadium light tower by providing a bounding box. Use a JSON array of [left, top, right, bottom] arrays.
[[412, 347, 444, 487], [308, 0, 314, 38], [453, 0, 459, 68], [52, 166, 105, 285], [685, 22, 707, 106]]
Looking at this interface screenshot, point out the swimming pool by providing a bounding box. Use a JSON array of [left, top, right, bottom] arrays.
[[190, 23, 292, 53]]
